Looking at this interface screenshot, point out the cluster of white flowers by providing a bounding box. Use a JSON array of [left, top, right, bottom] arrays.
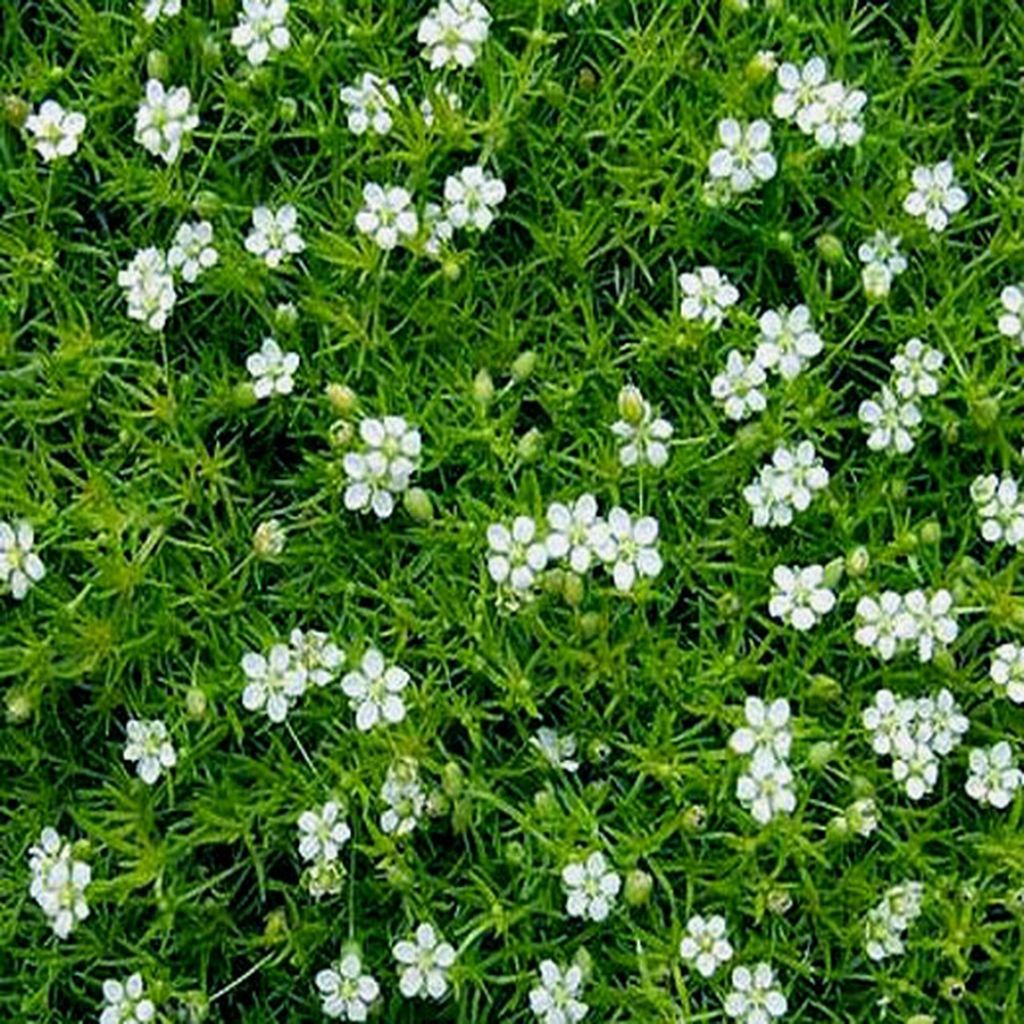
[[859, 338, 943, 455], [28, 827, 91, 938], [379, 758, 426, 836], [863, 687, 968, 799], [394, 922, 457, 999], [418, 0, 491, 69], [998, 284, 1024, 346], [768, 564, 836, 631], [25, 99, 87, 162], [965, 742, 1023, 809], [971, 474, 1024, 548], [134, 79, 198, 164], [611, 385, 673, 469], [772, 56, 867, 149], [246, 337, 300, 399], [341, 73, 399, 136], [529, 960, 588, 1024], [562, 851, 621, 922], [341, 648, 411, 731], [241, 628, 341, 723], [100, 973, 156, 1024], [316, 952, 380, 1021], [724, 963, 788, 1024], [123, 718, 176, 785], [245, 204, 306, 268], [342, 415, 422, 519], [990, 643, 1024, 704], [705, 118, 777, 201], [232, 0, 291, 66], [117, 248, 177, 332], [0, 519, 45, 600], [864, 883, 924, 961], [297, 800, 351, 897], [679, 266, 740, 328], [679, 914, 733, 978], [730, 697, 796, 826], [743, 441, 830, 528], [903, 160, 968, 233], [858, 231, 907, 300], [854, 588, 958, 662]]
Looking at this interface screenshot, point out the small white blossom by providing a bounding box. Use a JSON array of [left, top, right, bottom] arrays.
[[562, 852, 621, 922], [393, 923, 456, 1000], [806, 80, 867, 148], [418, 0, 492, 69], [355, 183, 418, 250], [245, 204, 305, 268], [118, 248, 176, 332], [679, 266, 739, 329], [991, 643, 1024, 704], [743, 441, 829, 528], [711, 350, 767, 421], [0, 520, 45, 600], [340, 73, 399, 136], [289, 628, 342, 687], [965, 742, 1022, 809], [100, 974, 156, 1024], [772, 56, 828, 132], [316, 953, 380, 1022], [903, 160, 968, 233], [707, 118, 777, 194], [859, 386, 921, 455], [862, 689, 915, 757], [864, 883, 924, 961], [123, 718, 176, 785], [531, 727, 579, 773], [858, 231, 907, 278], [971, 474, 1024, 546], [142, 0, 181, 22], [343, 416, 422, 519], [342, 648, 410, 731], [134, 80, 198, 164], [729, 697, 792, 761], [545, 495, 608, 574], [768, 564, 835, 631], [736, 748, 796, 825], [679, 914, 733, 978], [423, 202, 455, 257], [28, 828, 91, 939], [891, 735, 939, 800], [297, 801, 351, 863], [246, 337, 299, 399], [861, 261, 893, 301], [854, 592, 904, 661], [167, 221, 218, 283], [754, 305, 823, 380], [487, 516, 549, 592], [610, 394, 674, 469], [25, 99, 86, 162], [603, 507, 662, 593], [916, 688, 969, 756], [998, 285, 1024, 346], [232, 0, 290, 66], [724, 963, 787, 1024], [380, 760, 425, 836], [891, 338, 943, 399], [241, 642, 307, 723], [444, 165, 507, 232], [529, 960, 588, 1024], [894, 589, 958, 663]]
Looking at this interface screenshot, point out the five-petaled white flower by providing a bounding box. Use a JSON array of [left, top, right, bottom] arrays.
[[971, 475, 1024, 547], [167, 221, 218, 283], [743, 442, 829, 528], [355, 183, 419, 250], [393, 923, 457, 1000], [858, 231, 907, 278], [711, 350, 768, 422], [342, 648, 410, 731], [545, 495, 609, 574], [891, 338, 943, 399], [991, 643, 1024, 704], [246, 337, 299, 399], [729, 697, 792, 761], [724, 963, 788, 1024], [418, 0, 492, 69], [289, 628, 343, 687], [443, 165, 507, 232], [487, 516, 549, 592], [245, 204, 305, 268], [100, 973, 156, 1024], [679, 914, 734, 978], [807, 80, 867, 149], [562, 851, 621, 922], [708, 118, 777, 194], [380, 759, 426, 836], [316, 953, 381, 1022], [232, 0, 291, 66], [736, 748, 796, 824], [998, 284, 1024, 346], [754, 305, 823, 380], [241, 642, 307, 722], [123, 718, 176, 785], [768, 564, 836, 631], [529, 960, 588, 1024], [603, 507, 662, 593], [25, 99, 87, 162], [340, 73, 399, 136], [118, 248, 176, 332], [343, 416, 422, 519], [531, 727, 580, 772], [610, 389, 674, 470], [859, 386, 921, 455], [134, 80, 198, 164], [903, 160, 968, 233], [679, 266, 740, 329], [965, 742, 1023, 809], [772, 57, 828, 132], [297, 800, 351, 862], [0, 520, 46, 600]]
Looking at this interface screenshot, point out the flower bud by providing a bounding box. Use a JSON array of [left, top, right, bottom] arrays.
[[825, 813, 850, 843], [970, 394, 1000, 431], [562, 572, 584, 607], [442, 761, 464, 796], [277, 96, 298, 123], [146, 49, 170, 81], [263, 909, 288, 944], [274, 302, 298, 332], [815, 233, 845, 265], [185, 687, 208, 720], [517, 427, 543, 462], [919, 520, 941, 545], [2, 94, 29, 127], [326, 383, 357, 415], [624, 869, 653, 906], [682, 804, 707, 831], [775, 229, 794, 253], [533, 788, 557, 818], [572, 947, 594, 982], [253, 518, 286, 558], [200, 36, 223, 71], [577, 67, 598, 92], [192, 190, 222, 219], [861, 262, 892, 302], [5, 687, 34, 723], [822, 556, 845, 589], [328, 419, 354, 448], [441, 256, 461, 281], [723, 0, 750, 11], [845, 545, 870, 577], [504, 840, 525, 865], [588, 738, 611, 763], [472, 368, 494, 404], [808, 674, 842, 703], [511, 350, 537, 382], [404, 487, 434, 523], [578, 611, 604, 638], [617, 384, 647, 425], [745, 50, 777, 82], [807, 741, 836, 770], [766, 888, 793, 916]]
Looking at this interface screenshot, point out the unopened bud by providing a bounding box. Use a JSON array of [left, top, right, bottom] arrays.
[[403, 487, 433, 523], [624, 869, 653, 906], [862, 262, 892, 302], [846, 546, 870, 576], [472, 368, 494, 404], [253, 518, 286, 558], [745, 50, 777, 82], [146, 49, 169, 81], [511, 350, 537, 383], [3, 94, 30, 127], [617, 384, 647, 425], [326, 383, 357, 415], [185, 687, 208, 720], [517, 428, 543, 462], [816, 233, 844, 265]]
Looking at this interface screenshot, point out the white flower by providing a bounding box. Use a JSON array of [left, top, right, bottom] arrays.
[[610, 399, 674, 470], [418, 0, 491, 69], [562, 851, 621, 922], [343, 416, 422, 519], [245, 204, 305, 268], [865, 884, 923, 961], [916, 688, 968, 756], [859, 386, 921, 455], [894, 589, 958, 663], [123, 718, 176, 785], [862, 689, 915, 757], [545, 495, 608, 574], [487, 516, 549, 592], [117, 247, 176, 331], [724, 963, 787, 1024], [100, 974, 155, 1024], [0, 520, 45, 600], [355, 183, 418, 250], [531, 727, 579, 772], [167, 221, 218, 283], [736, 748, 796, 825], [424, 202, 455, 257], [998, 284, 1024, 346], [743, 441, 829, 528], [711, 350, 767, 421], [566, 0, 598, 11], [24, 99, 87, 162], [772, 56, 828, 132], [971, 474, 1024, 546], [903, 160, 968, 233], [857, 231, 907, 278], [854, 593, 905, 660], [240, 643, 307, 723], [342, 648, 410, 731], [603, 507, 662, 593], [806, 80, 867, 148], [380, 760, 425, 836], [444, 165, 507, 232], [529, 960, 588, 1024], [679, 914, 733, 978], [340, 73, 399, 136], [846, 797, 879, 837], [289, 628, 342, 687], [891, 338, 943, 399], [729, 697, 792, 761], [679, 266, 739, 329], [965, 742, 1022, 809], [232, 0, 290, 65], [297, 801, 351, 862], [768, 564, 835, 631], [393, 923, 456, 1000], [316, 953, 380, 1022], [891, 733, 939, 800], [134, 80, 198, 164], [991, 643, 1024, 704], [754, 305, 823, 380], [142, 0, 181, 22], [246, 337, 299, 399], [708, 118, 777, 194], [28, 831, 91, 939]]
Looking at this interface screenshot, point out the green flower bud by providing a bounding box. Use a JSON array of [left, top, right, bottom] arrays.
[[274, 302, 298, 331], [822, 556, 845, 589], [766, 888, 793, 916], [277, 96, 298, 123], [517, 427, 543, 462], [263, 909, 288, 943], [825, 813, 850, 843], [2, 94, 29, 127], [325, 383, 357, 415], [577, 67, 598, 92], [146, 49, 170, 81], [442, 762, 464, 796], [807, 741, 836, 770], [472, 368, 494, 404], [845, 546, 870, 576], [624, 869, 653, 906], [533, 788, 557, 818], [185, 687, 208, 720], [861, 262, 892, 302], [192, 190, 222, 219], [578, 611, 604, 638], [970, 394, 1000, 431], [919, 520, 941, 545], [200, 37, 223, 71], [441, 257, 461, 281], [562, 572, 584, 607], [815, 233, 845, 265], [775, 229, 794, 253], [328, 418, 354, 448], [682, 804, 707, 831], [745, 50, 778, 82], [253, 518, 286, 558], [617, 384, 646, 425], [511, 350, 537, 383], [504, 840, 525, 865], [5, 687, 34, 723], [808, 674, 842, 703], [403, 487, 434, 523]]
